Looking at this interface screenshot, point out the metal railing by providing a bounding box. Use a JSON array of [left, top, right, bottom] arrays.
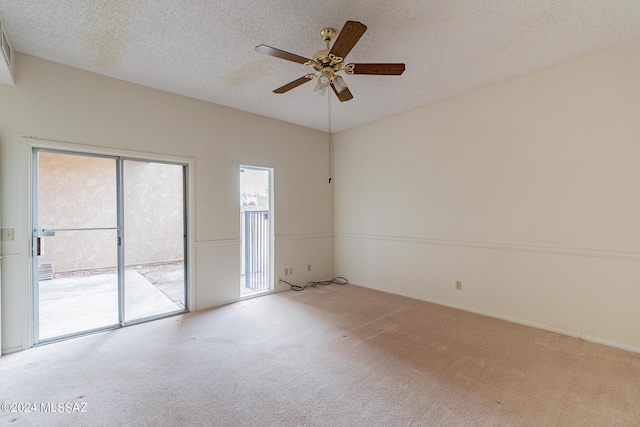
[[241, 210, 270, 291]]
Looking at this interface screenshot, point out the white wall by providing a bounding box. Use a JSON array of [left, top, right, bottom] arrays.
[[334, 41, 640, 351], [0, 54, 334, 354]]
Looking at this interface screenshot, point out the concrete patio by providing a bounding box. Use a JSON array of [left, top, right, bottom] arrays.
[[38, 264, 185, 340]]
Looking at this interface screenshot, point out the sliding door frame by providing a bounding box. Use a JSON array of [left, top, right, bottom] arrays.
[[29, 141, 195, 345]]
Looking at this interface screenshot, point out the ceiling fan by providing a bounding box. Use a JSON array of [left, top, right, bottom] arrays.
[[255, 21, 405, 102]]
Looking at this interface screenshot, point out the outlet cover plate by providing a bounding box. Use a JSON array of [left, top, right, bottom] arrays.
[[1, 228, 14, 241]]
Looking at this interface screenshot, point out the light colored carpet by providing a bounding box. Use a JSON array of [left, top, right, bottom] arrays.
[[1, 284, 639, 426]]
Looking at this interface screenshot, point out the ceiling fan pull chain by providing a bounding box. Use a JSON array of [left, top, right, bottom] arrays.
[[328, 89, 333, 184]]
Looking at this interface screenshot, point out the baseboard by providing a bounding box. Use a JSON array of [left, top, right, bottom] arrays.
[[579, 334, 640, 354], [1, 345, 25, 356]]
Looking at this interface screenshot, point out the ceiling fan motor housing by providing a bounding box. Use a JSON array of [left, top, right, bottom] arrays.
[[313, 49, 331, 63]]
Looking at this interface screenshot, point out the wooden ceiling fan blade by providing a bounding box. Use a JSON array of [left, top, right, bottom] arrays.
[[331, 84, 354, 102], [350, 63, 406, 75], [255, 44, 311, 65], [274, 76, 313, 94], [329, 21, 367, 60]]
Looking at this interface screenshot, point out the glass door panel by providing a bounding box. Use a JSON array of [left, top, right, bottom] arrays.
[[240, 167, 272, 295], [35, 152, 119, 342], [123, 160, 186, 323]]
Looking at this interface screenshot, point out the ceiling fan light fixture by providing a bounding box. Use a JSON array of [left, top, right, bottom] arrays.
[[314, 72, 332, 96], [332, 75, 347, 93], [314, 82, 328, 96]]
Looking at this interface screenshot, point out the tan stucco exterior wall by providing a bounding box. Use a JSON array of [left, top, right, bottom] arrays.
[[38, 152, 183, 272]]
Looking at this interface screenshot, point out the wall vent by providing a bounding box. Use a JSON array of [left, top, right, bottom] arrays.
[[0, 14, 15, 85]]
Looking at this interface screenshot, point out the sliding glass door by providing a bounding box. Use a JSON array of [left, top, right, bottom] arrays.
[[34, 152, 120, 340], [32, 149, 188, 344], [123, 159, 186, 322]]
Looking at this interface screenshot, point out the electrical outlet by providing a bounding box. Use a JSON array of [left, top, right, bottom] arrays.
[[278, 277, 282, 284], [455, 281, 462, 290], [1, 228, 14, 241], [284, 268, 288, 276], [307, 264, 311, 272]]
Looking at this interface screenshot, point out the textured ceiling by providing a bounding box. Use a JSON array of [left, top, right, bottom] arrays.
[[1, 1, 639, 132]]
